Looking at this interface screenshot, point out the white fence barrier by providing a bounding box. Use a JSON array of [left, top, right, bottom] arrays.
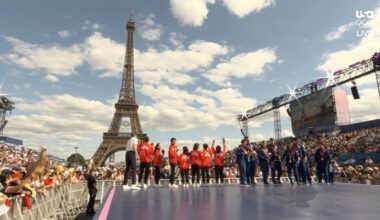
[[0, 183, 88, 220]]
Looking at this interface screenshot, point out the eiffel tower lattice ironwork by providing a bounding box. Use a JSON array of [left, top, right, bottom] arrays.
[[92, 17, 145, 166]]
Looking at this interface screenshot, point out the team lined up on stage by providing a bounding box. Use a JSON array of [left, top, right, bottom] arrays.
[[122, 134, 334, 190]]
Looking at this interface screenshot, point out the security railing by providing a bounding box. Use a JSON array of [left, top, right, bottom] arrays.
[[0, 183, 88, 220]]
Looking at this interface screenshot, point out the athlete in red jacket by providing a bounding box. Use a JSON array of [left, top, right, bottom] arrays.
[[179, 146, 190, 187], [190, 143, 201, 186], [137, 136, 153, 188], [201, 143, 212, 185], [211, 138, 227, 184], [153, 143, 165, 186], [168, 138, 179, 188]]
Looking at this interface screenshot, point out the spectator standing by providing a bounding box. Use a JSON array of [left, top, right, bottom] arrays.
[[86, 169, 97, 215]]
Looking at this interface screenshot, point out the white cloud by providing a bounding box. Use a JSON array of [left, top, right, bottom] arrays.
[[6, 94, 114, 157], [136, 40, 228, 73], [223, 0, 275, 18], [203, 48, 277, 86], [318, 5, 380, 81], [0, 36, 85, 79], [84, 32, 125, 78], [140, 14, 163, 41], [0, 32, 229, 85], [324, 22, 355, 41], [169, 32, 186, 49], [132, 40, 229, 86], [348, 88, 380, 122], [169, 0, 215, 27], [81, 20, 105, 31], [57, 30, 71, 38], [44, 74, 59, 82], [142, 28, 162, 41], [92, 23, 104, 30], [139, 85, 257, 131]]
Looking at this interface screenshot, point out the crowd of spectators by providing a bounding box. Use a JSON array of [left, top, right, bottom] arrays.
[[0, 142, 85, 214]]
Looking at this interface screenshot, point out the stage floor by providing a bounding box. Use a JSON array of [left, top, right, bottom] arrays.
[[94, 183, 380, 220]]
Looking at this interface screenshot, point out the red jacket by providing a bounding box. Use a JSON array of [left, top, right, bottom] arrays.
[[153, 150, 163, 167], [137, 142, 154, 163], [211, 144, 227, 166], [179, 153, 190, 170], [190, 150, 201, 166], [168, 144, 179, 164], [201, 148, 212, 167]]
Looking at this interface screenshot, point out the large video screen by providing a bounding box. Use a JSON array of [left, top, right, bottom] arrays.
[[290, 88, 337, 136]]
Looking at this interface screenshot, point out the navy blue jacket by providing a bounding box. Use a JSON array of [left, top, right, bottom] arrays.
[[235, 145, 246, 163], [282, 149, 296, 166], [297, 145, 306, 161], [314, 148, 330, 166], [258, 148, 269, 167]]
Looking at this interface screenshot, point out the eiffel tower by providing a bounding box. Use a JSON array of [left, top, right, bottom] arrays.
[[92, 17, 145, 167]]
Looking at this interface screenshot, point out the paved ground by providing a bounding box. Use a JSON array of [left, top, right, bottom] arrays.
[[92, 183, 380, 220]]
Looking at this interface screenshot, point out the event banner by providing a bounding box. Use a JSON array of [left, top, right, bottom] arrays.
[[290, 88, 337, 136]]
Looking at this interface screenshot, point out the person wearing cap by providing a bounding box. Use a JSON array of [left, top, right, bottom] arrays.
[[123, 133, 140, 191], [86, 169, 97, 215], [0, 171, 24, 197], [168, 138, 179, 188], [137, 136, 154, 189]]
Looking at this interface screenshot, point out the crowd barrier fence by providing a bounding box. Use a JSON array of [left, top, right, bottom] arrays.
[[0, 183, 88, 220]]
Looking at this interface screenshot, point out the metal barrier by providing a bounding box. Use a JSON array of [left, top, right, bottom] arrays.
[[0, 183, 88, 220]]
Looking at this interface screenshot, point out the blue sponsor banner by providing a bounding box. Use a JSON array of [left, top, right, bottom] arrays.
[[339, 153, 380, 165]]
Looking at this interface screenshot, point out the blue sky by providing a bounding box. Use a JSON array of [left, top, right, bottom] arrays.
[[1, 0, 380, 160]]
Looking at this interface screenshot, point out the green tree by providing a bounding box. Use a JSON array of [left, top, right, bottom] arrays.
[[67, 153, 86, 167]]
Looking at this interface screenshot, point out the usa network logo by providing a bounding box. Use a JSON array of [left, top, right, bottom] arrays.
[[355, 10, 373, 37]]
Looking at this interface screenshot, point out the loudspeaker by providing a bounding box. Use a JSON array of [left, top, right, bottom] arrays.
[[351, 86, 360, 99], [308, 127, 314, 135]]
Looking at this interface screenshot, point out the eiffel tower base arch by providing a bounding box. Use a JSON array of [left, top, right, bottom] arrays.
[[92, 133, 146, 167]]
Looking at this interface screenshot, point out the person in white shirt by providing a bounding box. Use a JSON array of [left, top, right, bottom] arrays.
[[123, 134, 140, 190]]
